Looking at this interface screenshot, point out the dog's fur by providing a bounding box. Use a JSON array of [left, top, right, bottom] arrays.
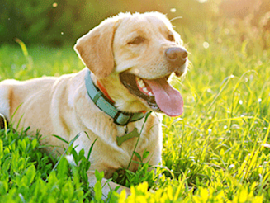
[[0, 12, 187, 198]]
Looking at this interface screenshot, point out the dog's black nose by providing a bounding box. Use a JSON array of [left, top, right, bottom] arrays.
[[165, 47, 187, 65]]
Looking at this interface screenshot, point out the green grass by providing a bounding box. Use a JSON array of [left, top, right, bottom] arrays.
[[0, 19, 270, 202]]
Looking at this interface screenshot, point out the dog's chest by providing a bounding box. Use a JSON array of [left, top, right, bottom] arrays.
[[101, 122, 147, 178], [115, 120, 148, 157], [115, 121, 144, 153]]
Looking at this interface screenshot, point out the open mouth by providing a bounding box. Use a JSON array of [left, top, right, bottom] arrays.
[[120, 73, 183, 116]]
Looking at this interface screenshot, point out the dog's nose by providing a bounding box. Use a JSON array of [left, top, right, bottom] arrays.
[[165, 47, 187, 65]]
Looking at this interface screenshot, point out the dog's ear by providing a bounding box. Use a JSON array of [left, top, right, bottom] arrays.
[[74, 18, 118, 78]]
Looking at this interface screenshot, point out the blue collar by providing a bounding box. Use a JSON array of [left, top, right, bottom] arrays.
[[84, 69, 146, 126]]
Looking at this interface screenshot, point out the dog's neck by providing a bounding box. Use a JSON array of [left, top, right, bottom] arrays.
[[96, 80, 114, 104], [91, 71, 150, 113], [85, 69, 147, 126]]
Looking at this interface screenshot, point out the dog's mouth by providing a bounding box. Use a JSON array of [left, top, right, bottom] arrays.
[[120, 73, 183, 116]]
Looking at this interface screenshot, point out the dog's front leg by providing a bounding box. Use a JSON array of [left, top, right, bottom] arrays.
[[87, 171, 130, 199]]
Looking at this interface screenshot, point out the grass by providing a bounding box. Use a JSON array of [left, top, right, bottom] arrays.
[[0, 19, 270, 202]]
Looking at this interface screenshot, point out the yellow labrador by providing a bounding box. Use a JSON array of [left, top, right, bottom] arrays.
[[0, 12, 188, 197]]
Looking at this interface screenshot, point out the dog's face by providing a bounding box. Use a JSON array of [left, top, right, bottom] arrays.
[[113, 13, 187, 78], [75, 12, 188, 116]]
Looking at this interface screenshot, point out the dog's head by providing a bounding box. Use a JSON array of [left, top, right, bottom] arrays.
[[74, 12, 188, 116]]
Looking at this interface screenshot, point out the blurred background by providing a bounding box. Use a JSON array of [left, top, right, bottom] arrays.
[[0, 0, 269, 48]]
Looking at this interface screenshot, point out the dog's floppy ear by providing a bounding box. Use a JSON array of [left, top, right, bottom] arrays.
[[74, 18, 118, 78]]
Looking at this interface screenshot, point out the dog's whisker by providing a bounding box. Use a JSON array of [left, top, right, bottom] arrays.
[[170, 16, 183, 22]]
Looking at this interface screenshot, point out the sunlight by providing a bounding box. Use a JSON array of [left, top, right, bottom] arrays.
[[197, 0, 207, 3]]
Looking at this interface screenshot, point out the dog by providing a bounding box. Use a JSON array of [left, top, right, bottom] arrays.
[[0, 11, 188, 198]]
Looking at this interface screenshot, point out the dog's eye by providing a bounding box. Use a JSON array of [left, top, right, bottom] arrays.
[[168, 34, 174, 41], [128, 36, 145, 44]]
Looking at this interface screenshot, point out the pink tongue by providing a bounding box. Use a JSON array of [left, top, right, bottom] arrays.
[[144, 78, 183, 116]]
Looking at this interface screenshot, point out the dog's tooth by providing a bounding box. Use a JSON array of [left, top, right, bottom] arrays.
[[143, 87, 148, 93], [139, 80, 145, 88], [148, 92, 154, 96], [136, 77, 144, 87]]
